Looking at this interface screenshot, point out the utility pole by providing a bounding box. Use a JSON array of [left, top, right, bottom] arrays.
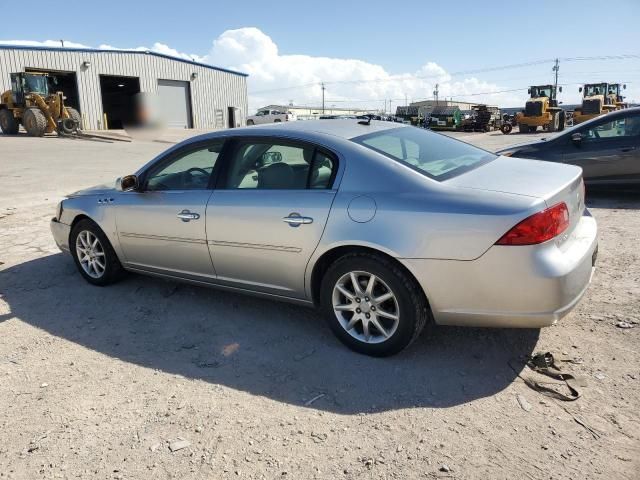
[[321, 82, 326, 113], [60, 39, 65, 47], [389, 99, 393, 116], [433, 83, 439, 106], [552, 58, 560, 102], [405, 93, 408, 107]]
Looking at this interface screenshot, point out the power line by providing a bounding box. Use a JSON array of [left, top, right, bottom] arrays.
[[249, 54, 640, 95]]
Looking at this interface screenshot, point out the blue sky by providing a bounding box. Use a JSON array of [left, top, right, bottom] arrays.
[[2, 0, 639, 109]]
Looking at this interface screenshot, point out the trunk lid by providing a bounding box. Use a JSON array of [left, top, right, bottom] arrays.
[[447, 156, 584, 236]]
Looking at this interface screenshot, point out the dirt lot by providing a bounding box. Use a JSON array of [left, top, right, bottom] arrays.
[[0, 128, 638, 480]]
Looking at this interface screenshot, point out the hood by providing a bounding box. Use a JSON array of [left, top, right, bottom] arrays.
[[67, 183, 115, 197], [446, 156, 581, 200]]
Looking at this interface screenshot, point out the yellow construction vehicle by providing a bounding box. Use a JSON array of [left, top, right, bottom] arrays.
[[572, 82, 618, 124], [608, 83, 628, 110], [516, 85, 565, 133], [0, 72, 81, 136]]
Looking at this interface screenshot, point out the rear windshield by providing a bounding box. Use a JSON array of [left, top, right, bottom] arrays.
[[352, 127, 496, 181]]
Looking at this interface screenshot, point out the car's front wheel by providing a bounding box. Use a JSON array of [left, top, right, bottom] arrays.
[[70, 219, 124, 286], [320, 253, 429, 356]]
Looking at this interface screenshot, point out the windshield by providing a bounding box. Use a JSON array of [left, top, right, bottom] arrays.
[[608, 84, 620, 95], [352, 126, 496, 181], [531, 86, 552, 97], [584, 84, 607, 96], [22, 75, 49, 95]]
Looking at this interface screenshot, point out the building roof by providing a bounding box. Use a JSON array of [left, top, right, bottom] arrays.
[[0, 44, 247, 77], [430, 106, 460, 115]]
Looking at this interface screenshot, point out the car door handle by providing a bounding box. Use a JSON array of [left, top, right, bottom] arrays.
[[283, 213, 313, 227], [177, 210, 200, 222]]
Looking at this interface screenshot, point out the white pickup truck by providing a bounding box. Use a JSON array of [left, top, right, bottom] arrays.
[[246, 109, 297, 125]]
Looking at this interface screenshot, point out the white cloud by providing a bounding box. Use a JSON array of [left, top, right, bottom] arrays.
[[204, 28, 524, 112]]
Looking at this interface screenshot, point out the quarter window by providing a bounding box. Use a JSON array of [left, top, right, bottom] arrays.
[[224, 141, 336, 190], [145, 141, 224, 191]]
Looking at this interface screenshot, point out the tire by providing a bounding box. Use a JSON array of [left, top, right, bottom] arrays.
[[558, 110, 566, 132], [247, 119, 254, 126], [519, 123, 529, 133], [320, 253, 430, 357], [22, 108, 47, 137], [66, 107, 82, 131], [549, 112, 560, 132], [70, 219, 125, 286], [274, 119, 282, 123], [0, 109, 19, 134], [500, 123, 513, 134]]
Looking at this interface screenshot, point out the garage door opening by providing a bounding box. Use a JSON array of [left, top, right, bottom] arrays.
[[99, 75, 140, 129], [25, 68, 80, 115], [158, 79, 193, 129]]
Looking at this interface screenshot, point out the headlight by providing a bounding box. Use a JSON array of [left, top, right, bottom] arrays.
[[56, 201, 64, 221]]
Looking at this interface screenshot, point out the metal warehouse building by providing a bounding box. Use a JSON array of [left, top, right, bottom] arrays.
[[0, 45, 248, 131]]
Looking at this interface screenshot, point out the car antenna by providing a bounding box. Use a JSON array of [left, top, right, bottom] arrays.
[[358, 116, 372, 126]]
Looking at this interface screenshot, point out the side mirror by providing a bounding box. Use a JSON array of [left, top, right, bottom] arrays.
[[623, 84, 627, 89], [571, 132, 582, 144], [579, 87, 583, 93], [117, 174, 139, 191], [559, 86, 563, 93], [527, 88, 531, 94]]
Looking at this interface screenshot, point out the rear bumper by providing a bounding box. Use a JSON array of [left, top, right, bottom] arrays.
[[50, 218, 71, 252], [400, 212, 598, 328]]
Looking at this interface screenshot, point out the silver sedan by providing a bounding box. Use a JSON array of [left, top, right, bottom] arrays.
[[51, 120, 598, 356]]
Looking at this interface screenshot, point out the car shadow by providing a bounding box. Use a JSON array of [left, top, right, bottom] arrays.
[[0, 254, 540, 414], [586, 188, 640, 210]]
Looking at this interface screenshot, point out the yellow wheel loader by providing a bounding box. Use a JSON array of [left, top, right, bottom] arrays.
[[572, 82, 618, 125], [0, 72, 81, 136], [516, 85, 565, 133], [608, 83, 628, 110]]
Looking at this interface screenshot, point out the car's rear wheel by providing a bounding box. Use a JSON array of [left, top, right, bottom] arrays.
[[320, 253, 429, 356], [70, 219, 124, 286]]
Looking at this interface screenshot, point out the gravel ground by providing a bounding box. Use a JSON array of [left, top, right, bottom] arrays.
[[0, 128, 638, 480]]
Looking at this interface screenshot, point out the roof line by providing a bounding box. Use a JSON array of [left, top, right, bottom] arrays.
[[0, 44, 248, 77]]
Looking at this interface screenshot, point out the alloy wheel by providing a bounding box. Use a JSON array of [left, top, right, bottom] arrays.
[[332, 270, 400, 344], [75, 230, 106, 279]]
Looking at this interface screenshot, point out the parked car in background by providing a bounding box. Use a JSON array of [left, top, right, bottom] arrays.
[[51, 120, 597, 356], [497, 107, 640, 186], [247, 109, 297, 125]]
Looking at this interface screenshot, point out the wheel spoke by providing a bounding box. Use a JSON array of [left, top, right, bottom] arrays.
[[374, 292, 393, 304], [334, 303, 355, 312], [376, 309, 399, 321], [365, 274, 376, 295], [362, 320, 371, 341], [336, 284, 354, 300], [94, 257, 105, 270], [94, 251, 105, 257], [370, 316, 390, 338], [345, 316, 359, 330], [91, 236, 99, 248], [350, 272, 363, 295]]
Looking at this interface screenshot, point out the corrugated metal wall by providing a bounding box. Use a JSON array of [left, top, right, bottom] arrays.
[[0, 47, 248, 130]]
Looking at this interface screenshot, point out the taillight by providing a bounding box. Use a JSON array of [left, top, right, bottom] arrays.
[[496, 202, 569, 246]]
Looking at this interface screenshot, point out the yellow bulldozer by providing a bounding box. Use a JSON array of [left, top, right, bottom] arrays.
[[0, 72, 81, 136], [516, 85, 565, 133], [572, 82, 619, 125]]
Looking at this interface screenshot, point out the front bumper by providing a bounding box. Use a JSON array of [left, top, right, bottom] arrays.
[[400, 213, 598, 328], [50, 218, 71, 252]]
